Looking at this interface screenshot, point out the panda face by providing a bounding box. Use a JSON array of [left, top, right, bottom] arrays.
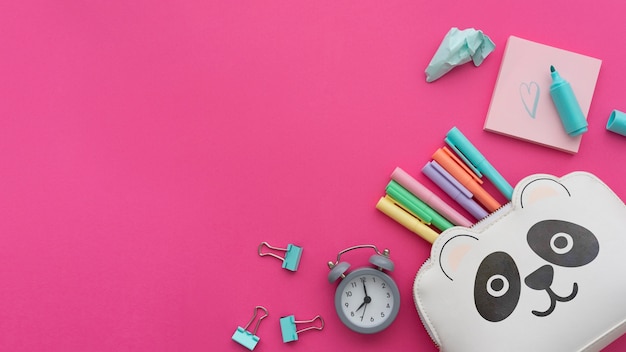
[[474, 220, 599, 322], [414, 173, 626, 351]]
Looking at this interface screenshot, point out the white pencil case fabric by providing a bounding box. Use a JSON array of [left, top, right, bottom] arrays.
[[413, 172, 626, 351]]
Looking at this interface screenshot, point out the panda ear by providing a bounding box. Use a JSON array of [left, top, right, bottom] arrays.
[[439, 234, 479, 281], [519, 176, 571, 208]]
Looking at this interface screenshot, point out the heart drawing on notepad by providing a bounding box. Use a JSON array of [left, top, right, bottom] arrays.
[[519, 81, 540, 118]]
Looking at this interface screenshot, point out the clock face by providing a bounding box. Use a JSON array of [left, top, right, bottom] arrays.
[[334, 267, 400, 333]]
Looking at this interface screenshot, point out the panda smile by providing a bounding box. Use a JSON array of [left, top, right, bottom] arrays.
[[530, 282, 578, 317], [524, 264, 579, 317]]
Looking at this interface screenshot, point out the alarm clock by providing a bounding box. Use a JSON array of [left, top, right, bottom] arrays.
[[327, 244, 400, 334]]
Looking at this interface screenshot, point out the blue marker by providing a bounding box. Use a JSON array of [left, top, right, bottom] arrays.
[[549, 65, 588, 136], [445, 127, 513, 200]]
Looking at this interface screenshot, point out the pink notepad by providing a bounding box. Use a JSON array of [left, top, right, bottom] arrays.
[[484, 36, 601, 153]]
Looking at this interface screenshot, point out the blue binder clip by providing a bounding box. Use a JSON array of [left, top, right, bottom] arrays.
[[258, 242, 303, 272], [279, 314, 324, 343], [232, 306, 269, 350]]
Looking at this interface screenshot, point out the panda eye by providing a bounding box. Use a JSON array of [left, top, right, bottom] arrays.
[[486, 274, 509, 297], [527, 220, 599, 267], [550, 232, 573, 254], [474, 252, 520, 322]]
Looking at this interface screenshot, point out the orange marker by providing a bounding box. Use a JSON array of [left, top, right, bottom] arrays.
[[432, 147, 501, 212]]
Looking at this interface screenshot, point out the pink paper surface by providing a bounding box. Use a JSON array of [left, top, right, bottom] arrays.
[[484, 36, 602, 153], [2, 1, 626, 352]]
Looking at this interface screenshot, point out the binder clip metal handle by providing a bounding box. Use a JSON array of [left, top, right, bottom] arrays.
[[258, 242, 303, 272], [279, 315, 324, 343], [232, 306, 269, 350]]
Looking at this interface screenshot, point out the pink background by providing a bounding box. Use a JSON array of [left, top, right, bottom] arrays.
[[2, 1, 626, 351]]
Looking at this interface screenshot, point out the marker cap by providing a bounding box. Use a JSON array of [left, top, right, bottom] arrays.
[[606, 110, 626, 137]]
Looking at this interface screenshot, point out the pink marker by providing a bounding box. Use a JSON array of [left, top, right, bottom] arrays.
[[391, 167, 473, 227]]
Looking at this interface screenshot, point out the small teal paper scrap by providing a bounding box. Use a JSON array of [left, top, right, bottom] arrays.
[[425, 27, 495, 82]]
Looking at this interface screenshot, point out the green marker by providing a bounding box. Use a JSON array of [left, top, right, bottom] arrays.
[[385, 180, 454, 231]]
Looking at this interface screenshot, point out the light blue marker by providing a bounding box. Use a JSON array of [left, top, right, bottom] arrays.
[[550, 65, 588, 136], [445, 127, 513, 200]]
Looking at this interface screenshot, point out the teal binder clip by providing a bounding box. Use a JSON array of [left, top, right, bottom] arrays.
[[279, 314, 324, 343], [258, 242, 303, 271], [232, 306, 268, 350]]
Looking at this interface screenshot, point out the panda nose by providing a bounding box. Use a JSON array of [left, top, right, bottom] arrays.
[[524, 265, 554, 291]]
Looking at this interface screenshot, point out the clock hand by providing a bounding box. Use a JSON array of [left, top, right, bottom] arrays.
[[357, 294, 372, 320], [360, 301, 368, 321], [356, 279, 372, 313]]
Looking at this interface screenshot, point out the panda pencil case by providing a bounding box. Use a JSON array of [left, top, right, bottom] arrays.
[[413, 172, 626, 352]]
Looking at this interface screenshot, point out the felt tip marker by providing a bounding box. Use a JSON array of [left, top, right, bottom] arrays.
[[549, 65, 588, 136], [445, 127, 513, 200], [432, 147, 501, 212], [390, 167, 473, 227], [376, 196, 439, 244]]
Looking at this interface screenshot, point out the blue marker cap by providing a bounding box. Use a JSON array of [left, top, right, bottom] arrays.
[[549, 66, 588, 136], [606, 110, 626, 137]]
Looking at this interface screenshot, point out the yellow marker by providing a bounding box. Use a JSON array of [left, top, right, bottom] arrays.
[[376, 196, 439, 244]]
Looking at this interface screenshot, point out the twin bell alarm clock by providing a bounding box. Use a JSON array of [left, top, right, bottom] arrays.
[[327, 244, 400, 334]]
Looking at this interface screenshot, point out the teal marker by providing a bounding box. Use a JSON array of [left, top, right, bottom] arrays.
[[445, 127, 513, 200], [385, 180, 453, 231], [549, 65, 588, 136]]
